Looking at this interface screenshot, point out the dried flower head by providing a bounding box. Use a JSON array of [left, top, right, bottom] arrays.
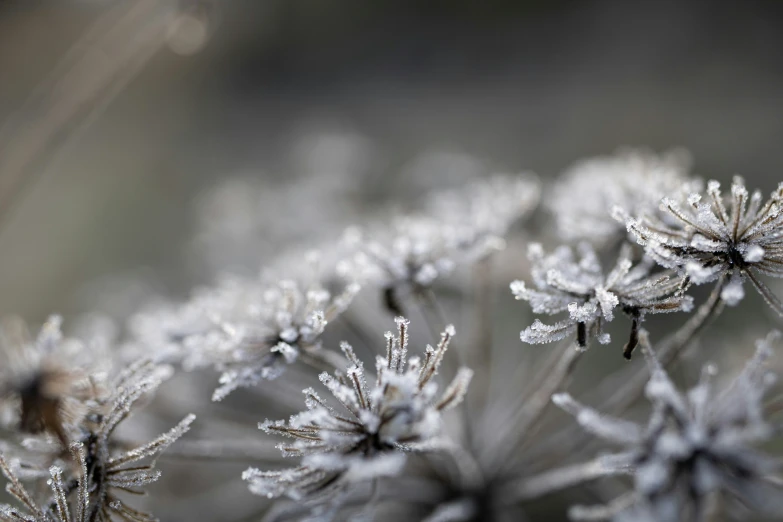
[[0, 360, 194, 522], [78, 360, 194, 521], [344, 217, 500, 316], [0, 316, 103, 447], [548, 148, 697, 247], [511, 243, 692, 356], [0, 443, 90, 522], [552, 331, 782, 521], [243, 318, 473, 513], [622, 176, 783, 313], [343, 175, 539, 316], [135, 255, 360, 401], [425, 173, 541, 238]]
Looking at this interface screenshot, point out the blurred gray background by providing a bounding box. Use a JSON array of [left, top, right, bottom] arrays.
[[0, 0, 782, 321]]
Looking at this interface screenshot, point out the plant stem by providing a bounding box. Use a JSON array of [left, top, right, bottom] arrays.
[[488, 340, 583, 474]]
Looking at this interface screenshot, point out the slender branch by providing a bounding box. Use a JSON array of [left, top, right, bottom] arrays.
[[337, 311, 378, 353], [418, 289, 451, 344], [440, 440, 485, 491], [746, 269, 783, 317], [142, 438, 282, 462], [502, 457, 629, 504]]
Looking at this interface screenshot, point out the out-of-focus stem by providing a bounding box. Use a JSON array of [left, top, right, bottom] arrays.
[[503, 457, 628, 503], [0, 1, 182, 230], [470, 257, 494, 407], [153, 438, 282, 462]]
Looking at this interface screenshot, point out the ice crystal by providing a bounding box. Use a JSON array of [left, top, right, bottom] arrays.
[[124, 299, 211, 365], [511, 243, 692, 356], [343, 175, 539, 316], [0, 360, 193, 522], [425, 173, 541, 238], [344, 217, 493, 313], [76, 360, 195, 521], [552, 331, 783, 521], [243, 318, 473, 513], [622, 177, 783, 313], [0, 444, 90, 522], [132, 256, 360, 401], [548, 148, 697, 246]]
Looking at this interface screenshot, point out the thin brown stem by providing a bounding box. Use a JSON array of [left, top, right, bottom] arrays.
[[746, 269, 783, 317]]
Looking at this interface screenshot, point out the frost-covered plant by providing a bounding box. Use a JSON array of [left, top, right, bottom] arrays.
[[345, 217, 502, 316], [511, 243, 692, 357], [0, 316, 110, 447], [73, 360, 195, 521], [547, 148, 697, 247], [0, 444, 90, 522], [343, 174, 540, 316], [425, 173, 541, 238], [0, 359, 193, 522], [131, 257, 360, 401], [6, 145, 783, 522], [551, 331, 782, 522], [242, 318, 473, 514], [621, 176, 783, 313]]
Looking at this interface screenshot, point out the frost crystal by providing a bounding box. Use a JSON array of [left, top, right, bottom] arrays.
[[134, 256, 360, 401], [77, 360, 194, 521], [345, 217, 490, 313], [0, 444, 90, 522], [343, 175, 539, 316], [425, 173, 541, 238], [512, 243, 692, 356], [553, 331, 783, 521], [622, 177, 783, 314], [548, 148, 697, 246], [243, 318, 473, 513], [0, 360, 194, 522]]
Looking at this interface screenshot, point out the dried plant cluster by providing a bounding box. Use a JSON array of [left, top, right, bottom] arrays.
[[2, 150, 783, 522]]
